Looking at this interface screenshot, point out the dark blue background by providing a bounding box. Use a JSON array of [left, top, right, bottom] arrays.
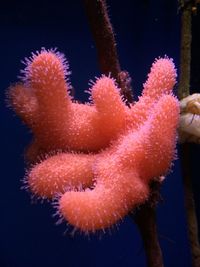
[[1, 1, 192, 266]]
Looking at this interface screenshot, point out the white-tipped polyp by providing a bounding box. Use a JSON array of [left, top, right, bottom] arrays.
[[18, 47, 71, 86]]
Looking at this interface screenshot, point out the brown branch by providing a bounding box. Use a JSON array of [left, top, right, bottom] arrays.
[[83, 1, 164, 266], [178, 0, 192, 99], [83, 0, 133, 104], [131, 181, 164, 267], [133, 206, 163, 267], [179, 144, 200, 267], [178, 1, 200, 266]]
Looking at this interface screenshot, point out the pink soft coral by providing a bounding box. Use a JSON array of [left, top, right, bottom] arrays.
[[9, 49, 179, 232], [60, 95, 178, 231]]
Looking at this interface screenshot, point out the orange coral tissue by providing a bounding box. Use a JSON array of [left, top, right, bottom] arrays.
[[8, 48, 180, 233]]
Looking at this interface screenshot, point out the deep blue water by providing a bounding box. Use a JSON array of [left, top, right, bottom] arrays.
[[1, 1, 193, 266]]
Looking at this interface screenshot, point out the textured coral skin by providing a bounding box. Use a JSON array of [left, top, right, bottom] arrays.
[[10, 50, 128, 155], [9, 49, 179, 232], [9, 51, 176, 158], [28, 153, 96, 198], [60, 95, 179, 231]]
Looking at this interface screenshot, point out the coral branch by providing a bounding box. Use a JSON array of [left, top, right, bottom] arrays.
[[27, 153, 96, 198], [8, 83, 38, 128]]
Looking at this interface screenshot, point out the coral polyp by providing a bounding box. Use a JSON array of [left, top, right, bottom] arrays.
[[9, 49, 179, 232]]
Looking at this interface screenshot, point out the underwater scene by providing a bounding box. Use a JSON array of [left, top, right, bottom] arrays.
[[1, 0, 200, 266]]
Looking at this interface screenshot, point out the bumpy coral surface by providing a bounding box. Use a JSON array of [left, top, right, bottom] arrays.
[[9, 49, 179, 232]]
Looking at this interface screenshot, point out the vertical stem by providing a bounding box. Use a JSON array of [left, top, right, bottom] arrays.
[[179, 144, 200, 267], [132, 181, 164, 267], [83, 1, 164, 266], [178, 1, 192, 99], [83, 0, 121, 78], [178, 1, 200, 266], [134, 206, 164, 267], [83, 0, 133, 103]]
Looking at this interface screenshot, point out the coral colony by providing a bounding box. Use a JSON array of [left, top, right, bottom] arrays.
[[9, 48, 179, 233]]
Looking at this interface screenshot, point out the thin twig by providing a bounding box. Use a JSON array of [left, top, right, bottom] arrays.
[[83, 0, 133, 103], [179, 143, 200, 267], [133, 207, 163, 267], [83, 1, 164, 266], [178, 1, 200, 266], [131, 181, 164, 267], [178, 0, 192, 99]]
